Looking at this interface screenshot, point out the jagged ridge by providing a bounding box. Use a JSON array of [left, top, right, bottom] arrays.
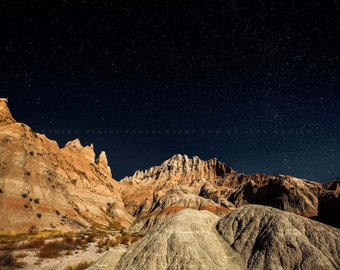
[[122, 154, 235, 183]]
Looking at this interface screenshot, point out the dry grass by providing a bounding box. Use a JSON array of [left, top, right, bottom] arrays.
[[0, 229, 138, 261], [64, 260, 93, 270], [0, 239, 45, 251], [0, 251, 26, 268], [116, 232, 142, 246], [37, 238, 79, 258], [0, 230, 65, 243], [96, 232, 142, 251], [15, 252, 28, 258]]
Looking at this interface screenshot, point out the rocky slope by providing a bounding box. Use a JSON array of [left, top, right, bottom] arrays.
[[0, 99, 132, 232], [217, 205, 340, 269], [120, 154, 235, 232], [128, 188, 230, 234], [121, 153, 339, 230], [116, 209, 245, 270], [117, 205, 340, 270], [1, 98, 339, 235]]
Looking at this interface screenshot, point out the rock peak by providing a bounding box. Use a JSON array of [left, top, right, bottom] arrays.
[[0, 98, 16, 125], [96, 151, 112, 178], [126, 154, 234, 182], [64, 138, 82, 149]]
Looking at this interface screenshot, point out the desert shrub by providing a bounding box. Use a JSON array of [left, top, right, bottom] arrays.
[[119, 232, 141, 246], [55, 210, 60, 215], [36, 213, 42, 218], [61, 235, 86, 248], [64, 250, 74, 256], [0, 251, 25, 268], [19, 239, 45, 249], [85, 234, 95, 243], [38, 238, 78, 258], [0, 241, 17, 251], [64, 260, 93, 270], [15, 252, 28, 258], [28, 225, 38, 235], [1, 239, 46, 251], [33, 198, 40, 204], [37, 241, 62, 258], [120, 237, 129, 245]]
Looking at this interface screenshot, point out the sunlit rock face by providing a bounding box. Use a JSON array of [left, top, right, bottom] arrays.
[[0, 99, 133, 232]]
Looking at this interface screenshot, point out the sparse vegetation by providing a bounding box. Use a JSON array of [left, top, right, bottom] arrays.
[[95, 232, 141, 251], [0, 251, 26, 268], [15, 251, 28, 258], [25, 171, 31, 176], [56, 210, 60, 215], [36, 213, 42, 219], [64, 260, 93, 270], [33, 198, 40, 204], [37, 238, 79, 258], [0, 230, 133, 268], [24, 204, 28, 208], [0, 188, 2, 193], [22, 193, 27, 198], [29, 225, 38, 235], [0, 239, 45, 251], [37, 241, 62, 258]]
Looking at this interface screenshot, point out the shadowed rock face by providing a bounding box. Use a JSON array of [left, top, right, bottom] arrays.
[[217, 205, 340, 270], [116, 209, 245, 270], [317, 192, 340, 228]]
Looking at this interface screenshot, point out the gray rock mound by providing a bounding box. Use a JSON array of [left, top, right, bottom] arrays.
[[116, 209, 245, 270], [217, 205, 340, 270]]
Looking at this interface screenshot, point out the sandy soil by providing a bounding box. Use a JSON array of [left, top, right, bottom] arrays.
[[87, 246, 127, 270], [14, 243, 126, 270]]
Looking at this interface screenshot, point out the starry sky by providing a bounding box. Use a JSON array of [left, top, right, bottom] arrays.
[[0, 1, 339, 182]]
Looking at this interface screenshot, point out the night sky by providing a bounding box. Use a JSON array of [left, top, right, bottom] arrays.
[[1, 1, 339, 182]]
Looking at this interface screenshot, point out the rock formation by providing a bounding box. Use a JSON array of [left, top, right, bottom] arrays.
[[0, 98, 15, 125], [121, 153, 339, 229], [122, 154, 235, 184], [1, 99, 340, 269], [117, 205, 340, 270], [0, 99, 132, 232], [129, 188, 230, 234], [217, 205, 340, 269], [120, 154, 234, 232], [116, 209, 245, 270]]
